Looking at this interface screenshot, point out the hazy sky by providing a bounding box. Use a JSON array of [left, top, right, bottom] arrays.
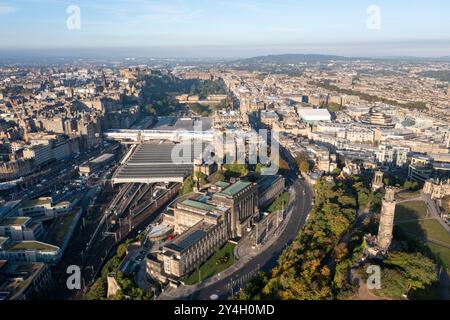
[[0, 0, 449, 58]]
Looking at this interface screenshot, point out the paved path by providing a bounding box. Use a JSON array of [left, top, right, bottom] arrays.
[[420, 192, 450, 232], [397, 192, 449, 232]]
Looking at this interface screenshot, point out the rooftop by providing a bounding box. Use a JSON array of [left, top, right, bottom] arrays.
[[7, 241, 59, 252], [214, 181, 230, 189], [257, 175, 283, 193], [152, 116, 212, 131], [0, 237, 8, 248], [112, 142, 204, 184], [0, 262, 47, 301], [91, 153, 114, 164], [220, 180, 252, 197], [180, 199, 216, 212], [20, 198, 51, 208], [0, 217, 30, 227], [165, 221, 212, 252], [298, 108, 331, 120]]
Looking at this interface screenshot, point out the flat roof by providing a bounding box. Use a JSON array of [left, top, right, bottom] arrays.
[[180, 199, 216, 212], [147, 223, 173, 238], [215, 181, 230, 189], [298, 108, 331, 120], [45, 208, 80, 247], [0, 201, 21, 218], [7, 241, 59, 252], [0, 262, 47, 300], [20, 198, 50, 208], [0, 217, 30, 226], [91, 153, 114, 164], [165, 222, 212, 252], [220, 181, 252, 197], [257, 175, 283, 193], [152, 116, 212, 131], [0, 237, 8, 247]]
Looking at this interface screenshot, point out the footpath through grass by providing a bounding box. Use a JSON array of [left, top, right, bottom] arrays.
[[184, 243, 236, 285]]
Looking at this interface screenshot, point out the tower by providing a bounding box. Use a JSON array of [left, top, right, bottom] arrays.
[[377, 187, 397, 252], [372, 170, 384, 191]]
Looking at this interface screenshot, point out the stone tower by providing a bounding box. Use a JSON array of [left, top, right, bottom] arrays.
[[377, 187, 397, 252], [372, 170, 384, 191]]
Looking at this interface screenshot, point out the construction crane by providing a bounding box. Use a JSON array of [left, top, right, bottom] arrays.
[[8, 98, 29, 143]]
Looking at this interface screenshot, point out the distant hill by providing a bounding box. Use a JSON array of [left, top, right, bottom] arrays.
[[230, 54, 362, 65], [230, 53, 450, 65]]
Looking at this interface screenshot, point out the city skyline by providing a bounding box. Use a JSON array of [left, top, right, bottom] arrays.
[[0, 0, 449, 57]]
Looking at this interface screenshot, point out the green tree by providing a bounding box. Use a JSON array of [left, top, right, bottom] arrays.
[[383, 251, 437, 292], [195, 171, 207, 186], [212, 170, 225, 183], [223, 163, 249, 178], [403, 181, 419, 191], [331, 168, 342, 177], [116, 244, 127, 259], [295, 152, 311, 173], [181, 176, 195, 194], [85, 278, 106, 300]]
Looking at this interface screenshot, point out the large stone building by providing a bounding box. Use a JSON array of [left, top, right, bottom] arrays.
[[148, 178, 283, 281], [423, 179, 450, 200], [257, 175, 285, 208], [172, 199, 230, 236], [211, 180, 258, 238], [158, 221, 228, 278], [148, 198, 230, 280], [0, 260, 52, 300], [0, 217, 44, 241]]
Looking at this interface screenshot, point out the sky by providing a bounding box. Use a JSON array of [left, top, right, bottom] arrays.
[[0, 0, 449, 58]]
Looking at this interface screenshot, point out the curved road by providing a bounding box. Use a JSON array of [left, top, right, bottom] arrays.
[[179, 171, 313, 300]]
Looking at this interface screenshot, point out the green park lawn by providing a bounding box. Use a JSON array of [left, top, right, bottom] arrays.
[[184, 243, 236, 285], [394, 201, 428, 221], [266, 192, 289, 214], [395, 201, 450, 270]]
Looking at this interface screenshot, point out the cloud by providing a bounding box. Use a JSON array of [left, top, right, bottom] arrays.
[[0, 4, 15, 14]]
